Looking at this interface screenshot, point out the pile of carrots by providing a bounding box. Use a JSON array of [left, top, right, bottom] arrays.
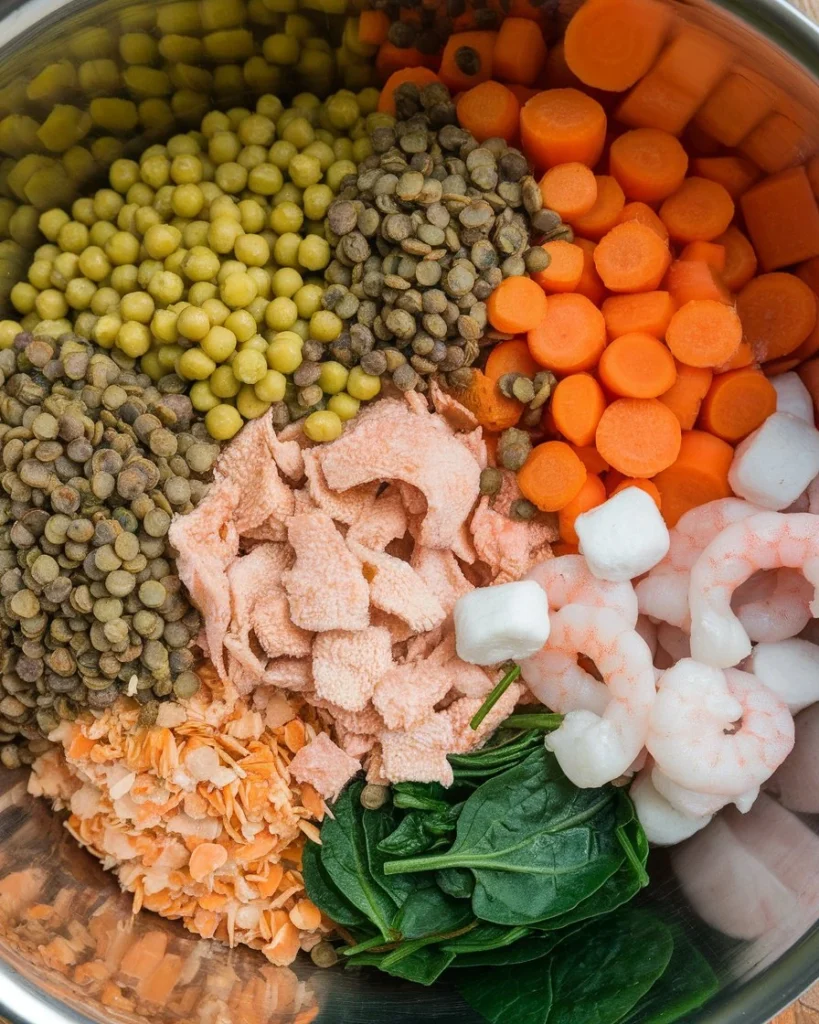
[[368, 0, 819, 548]]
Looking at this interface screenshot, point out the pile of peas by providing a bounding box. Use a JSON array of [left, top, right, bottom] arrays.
[[3, 87, 394, 443]]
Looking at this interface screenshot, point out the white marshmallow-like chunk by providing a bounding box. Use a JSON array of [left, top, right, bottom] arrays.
[[745, 637, 819, 714], [454, 579, 550, 666], [772, 372, 814, 424], [729, 412, 819, 511], [575, 488, 670, 583]]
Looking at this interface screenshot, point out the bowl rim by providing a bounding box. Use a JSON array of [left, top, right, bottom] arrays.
[[1, 0, 819, 1021]]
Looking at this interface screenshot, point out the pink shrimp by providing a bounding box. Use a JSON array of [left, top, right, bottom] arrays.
[[630, 766, 713, 846], [522, 606, 655, 788], [646, 660, 794, 797], [651, 766, 758, 818], [733, 568, 813, 643], [635, 498, 761, 629], [526, 554, 638, 626], [689, 512, 819, 667]]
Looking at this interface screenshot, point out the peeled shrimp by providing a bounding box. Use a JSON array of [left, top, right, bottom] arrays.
[[636, 498, 761, 629], [689, 512, 819, 667], [522, 605, 655, 788], [733, 568, 813, 643], [630, 767, 712, 846], [526, 554, 638, 626], [647, 659, 794, 797], [651, 766, 758, 818]]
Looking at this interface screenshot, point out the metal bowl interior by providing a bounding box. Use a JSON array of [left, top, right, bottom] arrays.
[[2, 0, 819, 1021]]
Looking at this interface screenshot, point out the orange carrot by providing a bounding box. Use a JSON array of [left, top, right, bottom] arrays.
[[558, 473, 607, 544], [528, 292, 607, 373], [679, 241, 726, 272], [573, 237, 607, 305], [507, 84, 540, 106], [377, 68, 441, 115], [609, 128, 688, 203], [716, 341, 755, 373], [658, 361, 713, 429], [533, 239, 585, 293], [439, 31, 497, 93], [595, 397, 682, 477], [652, 429, 734, 526], [552, 541, 580, 556], [551, 372, 607, 446], [616, 201, 669, 241], [359, 10, 389, 46], [665, 260, 731, 307], [485, 337, 540, 382], [520, 87, 607, 170], [598, 331, 677, 398], [540, 40, 584, 91], [659, 177, 735, 243], [808, 155, 819, 199], [798, 357, 819, 419], [571, 444, 610, 474], [797, 255, 819, 296], [539, 162, 598, 220], [692, 69, 775, 147], [594, 220, 671, 293], [375, 43, 434, 78], [740, 112, 812, 175], [601, 290, 675, 340], [737, 272, 818, 364], [690, 156, 761, 199], [486, 275, 548, 333], [714, 226, 758, 292], [569, 175, 625, 241], [740, 165, 819, 273], [493, 16, 548, 86], [518, 440, 588, 511], [615, 25, 732, 136], [563, 0, 670, 92], [698, 367, 778, 442], [612, 476, 662, 510], [454, 369, 522, 431], [665, 299, 742, 368], [682, 122, 723, 158], [457, 81, 520, 143], [764, 357, 802, 376], [790, 317, 819, 365]]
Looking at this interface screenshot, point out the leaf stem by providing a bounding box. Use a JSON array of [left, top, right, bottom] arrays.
[[340, 934, 391, 957], [469, 664, 522, 730], [501, 713, 564, 731]]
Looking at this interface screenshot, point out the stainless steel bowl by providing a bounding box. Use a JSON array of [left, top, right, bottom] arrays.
[[3, 0, 819, 1021]]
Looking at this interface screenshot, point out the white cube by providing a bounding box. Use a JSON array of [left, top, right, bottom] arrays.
[[728, 412, 819, 511], [745, 638, 819, 714], [772, 372, 814, 424], [454, 579, 550, 666], [575, 488, 670, 583]]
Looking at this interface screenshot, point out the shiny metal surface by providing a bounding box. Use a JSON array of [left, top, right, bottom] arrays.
[[2, 0, 819, 1021]]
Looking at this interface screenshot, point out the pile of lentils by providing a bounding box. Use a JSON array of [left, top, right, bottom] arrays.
[[0, 331, 218, 769], [317, 80, 568, 394]]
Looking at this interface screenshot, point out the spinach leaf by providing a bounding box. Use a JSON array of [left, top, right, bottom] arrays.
[[385, 748, 624, 926], [377, 813, 437, 857], [361, 803, 418, 909], [395, 885, 475, 939], [392, 781, 453, 812], [301, 839, 371, 931], [535, 795, 649, 932], [436, 867, 474, 899], [620, 930, 717, 1024], [457, 952, 554, 1024], [546, 909, 674, 1024], [347, 945, 456, 985], [318, 782, 401, 940], [447, 928, 566, 967], [443, 922, 530, 955]]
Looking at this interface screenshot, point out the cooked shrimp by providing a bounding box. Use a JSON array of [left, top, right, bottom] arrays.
[[647, 659, 794, 797], [651, 765, 758, 818], [733, 568, 813, 643], [630, 766, 712, 846], [522, 605, 655, 788], [526, 554, 638, 626], [636, 498, 761, 629], [635, 615, 658, 659], [689, 512, 819, 667]]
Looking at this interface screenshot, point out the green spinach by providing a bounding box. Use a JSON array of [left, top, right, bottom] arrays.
[[384, 748, 625, 926], [457, 950, 554, 1024], [396, 884, 475, 939], [347, 945, 456, 985], [301, 838, 371, 931], [620, 930, 718, 1024]]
